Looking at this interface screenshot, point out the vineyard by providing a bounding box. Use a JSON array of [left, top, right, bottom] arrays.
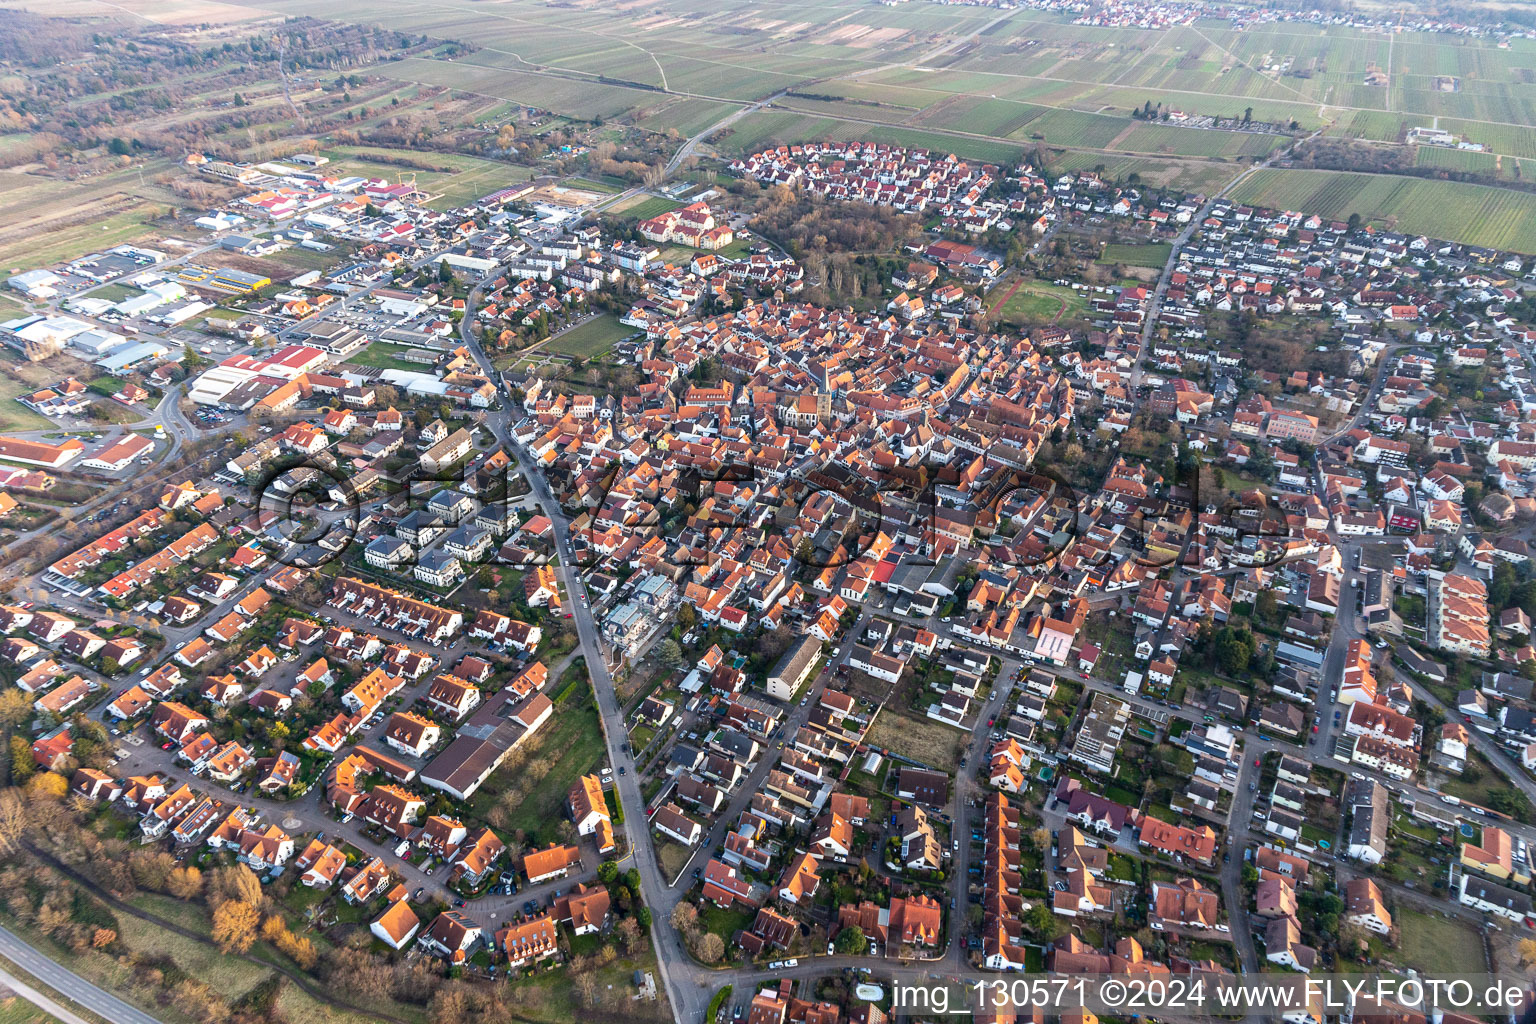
[[1229, 169, 1536, 252]]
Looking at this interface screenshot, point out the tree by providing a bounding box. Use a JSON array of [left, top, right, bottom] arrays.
[[211, 900, 260, 953], [1518, 938, 1536, 967], [1491, 561, 1518, 609], [670, 902, 698, 935], [834, 926, 866, 955], [26, 773, 66, 801], [7, 736, 33, 785], [0, 789, 26, 858], [0, 690, 33, 731], [1211, 625, 1255, 675], [210, 865, 263, 908], [636, 906, 652, 929], [597, 860, 619, 885], [167, 866, 203, 900], [693, 932, 724, 963], [654, 639, 683, 670]]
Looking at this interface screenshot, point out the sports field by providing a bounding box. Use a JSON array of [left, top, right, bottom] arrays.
[[988, 278, 1090, 325]]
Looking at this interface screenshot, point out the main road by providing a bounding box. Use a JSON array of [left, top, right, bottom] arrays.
[[0, 925, 164, 1024]]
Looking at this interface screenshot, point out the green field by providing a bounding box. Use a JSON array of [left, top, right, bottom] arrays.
[[0, 204, 162, 272], [634, 97, 743, 136], [1102, 243, 1172, 267], [1394, 909, 1485, 976], [612, 196, 681, 222], [988, 278, 1091, 325], [0, 376, 52, 432], [544, 314, 633, 359], [346, 342, 436, 371], [1413, 146, 1500, 174], [1228, 169, 1536, 252]]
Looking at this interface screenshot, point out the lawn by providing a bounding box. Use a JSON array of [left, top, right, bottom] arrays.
[[543, 315, 632, 360], [346, 342, 435, 372], [1395, 909, 1485, 975], [0, 374, 52, 432], [987, 279, 1090, 326], [698, 904, 755, 945], [1101, 243, 1172, 267]]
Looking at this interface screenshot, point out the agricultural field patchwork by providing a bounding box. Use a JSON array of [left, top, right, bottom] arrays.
[[1228, 168, 1536, 252]]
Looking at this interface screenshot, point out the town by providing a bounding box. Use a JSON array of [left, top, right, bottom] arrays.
[[2, 4, 1536, 1024]]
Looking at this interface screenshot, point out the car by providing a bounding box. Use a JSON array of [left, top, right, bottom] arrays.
[[952, 839, 959, 852], [1169, 703, 1182, 711], [826, 942, 835, 955], [941, 616, 951, 623], [161, 741, 173, 750], [618, 766, 626, 775], [768, 961, 783, 971], [523, 900, 539, 914], [1311, 725, 1318, 733], [413, 887, 424, 901], [1253, 757, 1261, 767]]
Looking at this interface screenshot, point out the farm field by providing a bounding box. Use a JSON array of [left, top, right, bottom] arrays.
[[543, 314, 633, 359], [1413, 146, 1500, 174], [0, 202, 163, 273], [319, 147, 532, 210], [64, 0, 1502, 239], [1227, 169, 1536, 253], [634, 97, 743, 137]]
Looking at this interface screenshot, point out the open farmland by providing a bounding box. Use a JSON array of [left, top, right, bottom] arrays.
[[5, 0, 1502, 245], [320, 146, 534, 209], [1228, 169, 1536, 253]]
